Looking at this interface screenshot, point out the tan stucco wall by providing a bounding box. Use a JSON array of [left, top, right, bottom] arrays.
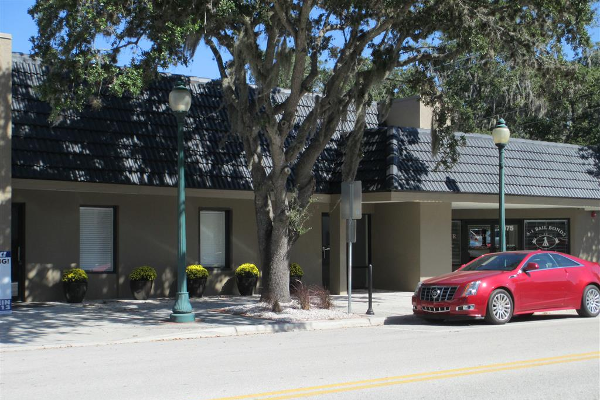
[[0, 34, 11, 251], [12, 177, 598, 302], [12, 189, 250, 301], [371, 202, 452, 291], [289, 202, 328, 288], [419, 202, 452, 280], [452, 207, 599, 262], [384, 96, 434, 130], [419, 102, 433, 131], [328, 201, 347, 294], [372, 203, 421, 291], [385, 97, 424, 129], [13, 186, 326, 301]]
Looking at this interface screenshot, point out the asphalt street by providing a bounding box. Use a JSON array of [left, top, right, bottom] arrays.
[[2, 313, 598, 400]]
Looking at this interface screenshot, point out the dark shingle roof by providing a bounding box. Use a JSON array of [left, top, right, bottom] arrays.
[[362, 127, 599, 199], [11, 53, 378, 192], [11, 53, 600, 199]]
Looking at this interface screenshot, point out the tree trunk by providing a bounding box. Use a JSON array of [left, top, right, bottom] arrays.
[[254, 186, 292, 304], [263, 215, 291, 303]]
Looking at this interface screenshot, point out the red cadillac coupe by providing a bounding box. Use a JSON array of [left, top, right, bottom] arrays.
[[412, 251, 600, 324]]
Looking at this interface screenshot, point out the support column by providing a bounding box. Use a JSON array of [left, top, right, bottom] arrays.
[[371, 202, 452, 291], [329, 198, 347, 295], [418, 202, 452, 281], [0, 33, 12, 252]]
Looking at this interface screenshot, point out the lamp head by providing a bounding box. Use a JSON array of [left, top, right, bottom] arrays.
[[492, 118, 510, 146], [169, 81, 192, 113]]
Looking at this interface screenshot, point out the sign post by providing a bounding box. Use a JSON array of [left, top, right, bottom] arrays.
[[0, 251, 11, 315], [341, 181, 362, 314]]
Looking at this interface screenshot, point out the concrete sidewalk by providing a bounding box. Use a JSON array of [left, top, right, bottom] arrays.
[[0, 291, 415, 352]]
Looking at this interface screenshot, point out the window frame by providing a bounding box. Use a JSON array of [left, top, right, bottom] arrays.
[[79, 205, 118, 274], [549, 253, 583, 268], [523, 253, 558, 270], [198, 208, 232, 269], [523, 219, 570, 253]]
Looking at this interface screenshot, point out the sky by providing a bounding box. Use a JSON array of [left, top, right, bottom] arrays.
[[1, 0, 599, 80]]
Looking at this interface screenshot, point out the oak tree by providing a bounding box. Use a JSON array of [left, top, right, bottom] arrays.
[[29, 0, 594, 302]]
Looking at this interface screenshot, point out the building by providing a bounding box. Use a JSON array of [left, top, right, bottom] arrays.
[[1, 34, 598, 302]]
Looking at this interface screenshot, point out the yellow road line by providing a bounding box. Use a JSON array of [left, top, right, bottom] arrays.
[[262, 355, 599, 400], [207, 352, 600, 400]]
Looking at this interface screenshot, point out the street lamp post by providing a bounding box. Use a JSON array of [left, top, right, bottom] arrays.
[[169, 82, 194, 323], [492, 118, 511, 253]]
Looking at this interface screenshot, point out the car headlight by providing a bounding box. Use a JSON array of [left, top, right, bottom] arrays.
[[414, 282, 422, 296], [463, 281, 481, 296]]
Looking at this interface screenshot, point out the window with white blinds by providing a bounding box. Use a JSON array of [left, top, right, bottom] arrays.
[[200, 210, 228, 268], [80, 207, 114, 272]]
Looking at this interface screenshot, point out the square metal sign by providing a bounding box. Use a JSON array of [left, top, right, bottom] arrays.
[[341, 181, 362, 220], [0, 251, 11, 314]]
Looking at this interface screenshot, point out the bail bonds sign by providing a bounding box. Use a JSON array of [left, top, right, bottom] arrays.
[[0, 251, 11, 314], [524, 220, 569, 252]]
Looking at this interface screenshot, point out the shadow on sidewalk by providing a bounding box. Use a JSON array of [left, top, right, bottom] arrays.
[[0, 296, 260, 346]]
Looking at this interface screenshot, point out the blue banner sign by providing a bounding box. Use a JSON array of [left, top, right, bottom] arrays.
[[0, 251, 11, 314]]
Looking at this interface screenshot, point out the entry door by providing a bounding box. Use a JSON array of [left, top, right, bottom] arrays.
[[493, 224, 520, 251], [11, 204, 25, 301], [321, 213, 330, 289], [468, 224, 492, 261], [351, 214, 371, 289]]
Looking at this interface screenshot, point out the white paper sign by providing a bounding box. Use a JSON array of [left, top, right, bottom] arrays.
[[0, 251, 12, 314]]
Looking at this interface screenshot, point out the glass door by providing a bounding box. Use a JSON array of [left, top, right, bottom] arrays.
[[321, 213, 330, 289], [11, 204, 25, 301], [494, 224, 519, 251], [351, 214, 370, 289], [468, 224, 492, 261]]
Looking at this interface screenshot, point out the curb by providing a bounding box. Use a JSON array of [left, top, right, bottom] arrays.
[[0, 315, 389, 353]]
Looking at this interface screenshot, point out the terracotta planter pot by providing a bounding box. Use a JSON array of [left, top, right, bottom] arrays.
[[130, 280, 153, 300], [187, 277, 207, 298], [290, 275, 302, 295], [236, 275, 257, 296], [63, 281, 88, 303]]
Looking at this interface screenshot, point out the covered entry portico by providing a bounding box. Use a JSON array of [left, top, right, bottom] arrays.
[[324, 191, 599, 295]]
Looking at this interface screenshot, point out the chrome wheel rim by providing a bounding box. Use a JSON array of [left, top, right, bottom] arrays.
[[492, 293, 512, 321], [585, 288, 600, 314]]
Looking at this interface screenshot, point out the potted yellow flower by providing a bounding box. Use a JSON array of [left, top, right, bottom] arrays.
[[235, 263, 259, 296], [61, 268, 88, 303], [186, 265, 209, 298], [129, 266, 157, 300], [289, 263, 304, 294]]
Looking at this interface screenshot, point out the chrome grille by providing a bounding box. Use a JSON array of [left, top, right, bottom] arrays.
[[420, 286, 458, 302]]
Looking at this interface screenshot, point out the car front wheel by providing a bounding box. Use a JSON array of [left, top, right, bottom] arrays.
[[576, 285, 600, 318], [485, 289, 513, 325]]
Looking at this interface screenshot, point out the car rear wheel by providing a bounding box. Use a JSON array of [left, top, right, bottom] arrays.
[[576, 285, 600, 318], [485, 289, 513, 325]]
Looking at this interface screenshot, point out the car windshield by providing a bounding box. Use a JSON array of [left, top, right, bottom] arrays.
[[461, 253, 527, 271]]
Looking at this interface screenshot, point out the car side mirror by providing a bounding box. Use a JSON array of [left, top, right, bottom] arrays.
[[523, 262, 540, 272]]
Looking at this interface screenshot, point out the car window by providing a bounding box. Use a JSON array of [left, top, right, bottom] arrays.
[[525, 254, 558, 270], [550, 253, 581, 267], [462, 253, 527, 271]]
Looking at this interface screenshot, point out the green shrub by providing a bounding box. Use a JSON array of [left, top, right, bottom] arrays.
[[235, 263, 259, 278], [129, 266, 157, 281], [61, 268, 88, 283], [289, 263, 304, 277], [186, 264, 209, 279]]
